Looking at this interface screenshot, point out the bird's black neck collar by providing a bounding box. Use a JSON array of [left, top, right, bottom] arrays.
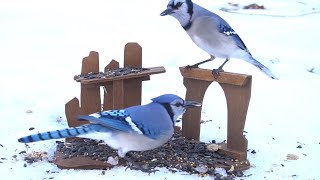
[[160, 103, 175, 125], [183, 21, 192, 30], [183, 0, 193, 30]]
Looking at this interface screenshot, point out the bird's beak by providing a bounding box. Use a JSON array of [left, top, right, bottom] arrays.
[[183, 101, 202, 108], [160, 8, 174, 16]]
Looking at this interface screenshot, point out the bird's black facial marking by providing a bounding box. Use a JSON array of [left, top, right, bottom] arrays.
[[160, 103, 175, 123], [183, 21, 192, 30], [169, 1, 184, 9], [185, 0, 193, 16], [174, 2, 184, 9], [173, 99, 185, 107]]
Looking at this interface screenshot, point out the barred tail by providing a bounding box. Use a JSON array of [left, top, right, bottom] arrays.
[[248, 56, 278, 80], [18, 125, 93, 143]]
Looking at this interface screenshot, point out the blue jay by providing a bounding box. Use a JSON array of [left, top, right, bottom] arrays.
[[161, 0, 278, 79], [18, 94, 201, 172]]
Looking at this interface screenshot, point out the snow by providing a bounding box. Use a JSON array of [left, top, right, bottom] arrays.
[[0, 0, 320, 179]]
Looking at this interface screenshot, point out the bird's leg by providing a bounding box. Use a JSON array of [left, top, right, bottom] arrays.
[[124, 153, 158, 174], [212, 58, 229, 78], [185, 55, 215, 69]]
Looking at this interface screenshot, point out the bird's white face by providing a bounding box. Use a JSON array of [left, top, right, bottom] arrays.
[[160, 0, 193, 25], [170, 98, 187, 121], [169, 98, 201, 123], [168, 0, 189, 16]]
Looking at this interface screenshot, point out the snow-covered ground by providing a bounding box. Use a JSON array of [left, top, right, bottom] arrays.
[[0, 0, 320, 179]]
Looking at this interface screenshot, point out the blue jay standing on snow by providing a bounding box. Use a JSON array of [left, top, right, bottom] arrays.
[[161, 0, 278, 79], [18, 94, 201, 172]]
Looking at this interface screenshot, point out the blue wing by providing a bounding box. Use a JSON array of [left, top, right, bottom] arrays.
[[218, 23, 251, 55], [78, 110, 138, 133]]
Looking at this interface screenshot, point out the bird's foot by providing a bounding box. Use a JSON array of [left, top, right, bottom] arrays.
[[185, 64, 199, 69], [185, 59, 213, 69], [212, 68, 224, 79]]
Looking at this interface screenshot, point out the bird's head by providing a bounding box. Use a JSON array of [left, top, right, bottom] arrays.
[[152, 94, 201, 123], [160, 0, 193, 29]]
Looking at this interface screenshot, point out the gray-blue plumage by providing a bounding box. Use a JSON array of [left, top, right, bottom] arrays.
[[161, 0, 278, 79]]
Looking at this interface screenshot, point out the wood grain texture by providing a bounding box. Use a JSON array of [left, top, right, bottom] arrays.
[[182, 78, 212, 141], [123, 42, 144, 108], [179, 67, 250, 86], [219, 77, 252, 160], [103, 60, 120, 110], [80, 52, 101, 116], [180, 66, 252, 161], [80, 66, 165, 85]]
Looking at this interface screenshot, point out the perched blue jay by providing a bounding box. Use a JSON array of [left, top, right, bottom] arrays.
[[161, 0, 278, 79], [18, 94, 201, 172]]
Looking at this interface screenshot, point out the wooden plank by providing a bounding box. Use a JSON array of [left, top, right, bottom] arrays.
[[81, 51, 99, 74], [113, 80, 124, 109], [80, 51, 101, 115], [124, 42, 142, 67], [182, 78, 212, 141], [80, 66, 165, 85], [179, 66, 250, 86], [123, 42, 144, 108], [103, 60, 120, 111], [65, 98, 85, 128], [219, 77, 252, 160], [54, 151, 125, 169]]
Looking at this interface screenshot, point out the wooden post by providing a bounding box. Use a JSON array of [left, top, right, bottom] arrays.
[[65, 43, 165, 129], [59, 43, 166, 169], [180, 67, 251, 161], [103, 60, 120, 111], [182, 78, 212, 140], [65, 51, 101, 128], [123, 43, 150, 108]]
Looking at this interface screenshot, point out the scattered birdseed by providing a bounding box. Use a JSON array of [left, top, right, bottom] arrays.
[[56, 133, 242, 178], [74, 67, 149, 82], [22, 151, 48, 164]]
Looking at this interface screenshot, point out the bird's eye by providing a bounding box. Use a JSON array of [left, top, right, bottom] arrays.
[[175, 102, 182, 107], [174, 2, 183, 9]]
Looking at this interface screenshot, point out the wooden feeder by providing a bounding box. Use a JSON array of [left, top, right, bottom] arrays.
[[54, 42, 251, 172], [180, 67, 252, 170], [54, 42, 165, 169]]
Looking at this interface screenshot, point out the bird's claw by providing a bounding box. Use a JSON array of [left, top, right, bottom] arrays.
[[212, 68, 224, 79], [185, 64, 199, 69]]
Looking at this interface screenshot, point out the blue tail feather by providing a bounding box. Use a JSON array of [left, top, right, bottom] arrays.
[[18, 125, 93, 143]]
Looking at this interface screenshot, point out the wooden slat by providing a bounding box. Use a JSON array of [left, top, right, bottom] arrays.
[[80, 51, 101, 115], [81, 51, 99, 74], [80, 66, 165, 85], [103, 60, 120, 111], [65, 97, 84, 128], [219, 78, 252, 160], [182, 78, 212, 141], [123, 43, 144, 108], [179, 67, 251, 86], [124, 42, 142, 67]]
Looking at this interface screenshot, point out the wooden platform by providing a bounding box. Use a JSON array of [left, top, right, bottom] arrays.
[[180, 66, 251, 163]]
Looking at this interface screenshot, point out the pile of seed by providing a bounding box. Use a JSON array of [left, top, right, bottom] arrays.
[[74, 67, 149, 82], [56, 133, 242, 178]]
